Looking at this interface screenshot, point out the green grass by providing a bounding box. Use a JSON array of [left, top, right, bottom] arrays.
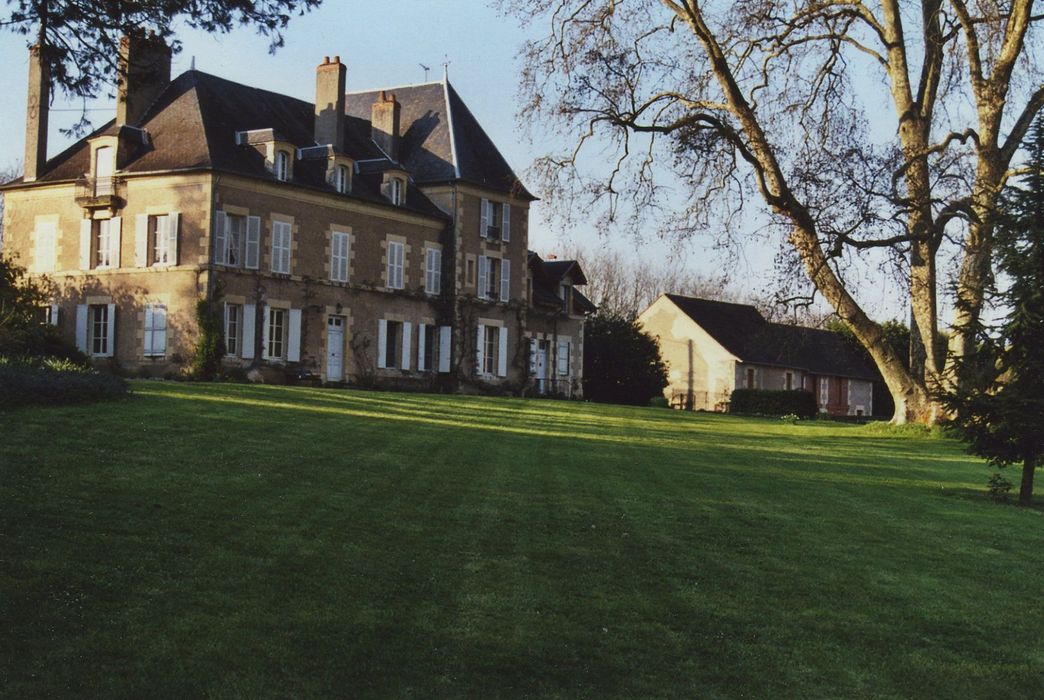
[[2, 382, 1041, 698]]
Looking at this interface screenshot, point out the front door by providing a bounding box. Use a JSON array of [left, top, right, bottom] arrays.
[[326, 316, 345, 382], [535, 340, 548, 394]]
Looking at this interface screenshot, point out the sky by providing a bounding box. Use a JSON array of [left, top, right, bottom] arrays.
[[0, 0, 929, 321]]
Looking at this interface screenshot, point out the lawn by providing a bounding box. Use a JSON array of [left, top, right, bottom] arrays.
[[1, 382, 1041, 698]]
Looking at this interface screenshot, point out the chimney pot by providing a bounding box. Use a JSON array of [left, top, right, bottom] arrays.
[[334, 55, 340, 63]]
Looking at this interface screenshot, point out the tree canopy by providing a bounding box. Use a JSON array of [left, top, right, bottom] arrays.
[[582, 314, 668, 406], [4, 0, 321, 132], [508, 0, 1044, 424]]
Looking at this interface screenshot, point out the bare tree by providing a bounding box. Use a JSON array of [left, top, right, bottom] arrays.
[[508, 0, 1043, 423]]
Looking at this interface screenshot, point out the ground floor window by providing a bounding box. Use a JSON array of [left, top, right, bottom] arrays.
[[90, 304, 110, 356], [143, 304, 167, 357], [267, 307, 286, 360], [225, 303, 241, 357], [746, 367, 756, 389], [785, 371, 793, 390], [421, 324, 439, 372], [385, 320, 402, 368], [819, 377, 830, 407], [483, 326, 499, 375], [557, 339, 570, 376]]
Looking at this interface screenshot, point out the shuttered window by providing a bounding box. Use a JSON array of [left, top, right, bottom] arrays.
[[267, 307, 286, 359], [387, 241, 405, 289], [271, 221, 292, 274], [89, 304, 112, 356], [224, 303, 241, 357], [143, 304, 167, 357], [425, 248, 441, 295], [331, 231, 350, 282], [557, 340, 570, 376]]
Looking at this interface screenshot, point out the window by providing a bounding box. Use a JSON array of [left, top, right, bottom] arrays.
[[557, 339, 570, 376], [152, 214, 177, 266], [420, 324, 439, 373], [384, 320, 402, 368], [90, 304, 110, 356], [330, 231, 350, 283], [478, 256, 499, 300], [336, 165, 350, 194], [224, 303, 241, 357], [34, 221, 57, 272], [267, 307, 287, 360], [785, 372, 794, 391], [143, 304, 167, 357], [425, 247, 441, 295], [466, 258, 476, 286], [560, 283, 572, 313], [387, 240, 405, 289], [390, 178, 403, 205], [483, 326, 499, 376], [94, 145, 114, 195], [95, 219, 118, 268], [275, 150, 290, 181], [819, 377, 830, 406], [746, 367, 756, 389], [271, 221, 292, 274]]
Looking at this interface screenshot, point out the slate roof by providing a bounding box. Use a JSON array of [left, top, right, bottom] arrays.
[[3, 71, 455, 221], [345, 82, 536, 200], [528, 251, 596, 315], [664, 294, 880, 381]]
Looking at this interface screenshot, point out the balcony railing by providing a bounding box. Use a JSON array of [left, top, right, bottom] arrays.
[[75, 176, 124, 209]]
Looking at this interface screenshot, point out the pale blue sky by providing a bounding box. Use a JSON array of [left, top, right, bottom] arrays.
[[0, 1, 914, 319]]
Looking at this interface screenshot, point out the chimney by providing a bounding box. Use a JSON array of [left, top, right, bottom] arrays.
[[24, 44, 49, 183], [371, 90, 401, 161], [314, 56, 346, 147], [117, 31, 172, 126]]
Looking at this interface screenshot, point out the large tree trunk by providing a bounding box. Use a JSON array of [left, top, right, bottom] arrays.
[[1018, 455, 1036, 507]]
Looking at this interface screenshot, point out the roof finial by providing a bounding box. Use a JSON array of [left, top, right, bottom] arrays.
[[442, 55, 451, 82], [190, 55, 196, 70]]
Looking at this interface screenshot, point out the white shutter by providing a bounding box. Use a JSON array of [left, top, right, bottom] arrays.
[[168, 212, 180, 265], [433, 249, 441, 294], [401, 321, 412, 370], [438, 326, 452, 373], [261, 305, 271, 359], [287, 308, 302, 362], [377, 319, 388, 369], [475, 324, 486, 374], [214, 211, 227, 264], [480, 198, 489, 236], [417, 323, 427, 372], [245, 216, 261, 269], [135, 214, 149, 267], [154, 305, 167, 356], [49, 303, 60, 326], [500, 258, 510, 302], [79, 220, 92, 269], [502, 202, 511, 242], [241, 304, 256, 359], [497, 327, 509, 378], [104, 303, 116, 357], [477, 255, 488, 299], [143, 305, 154, 355], [108, 217, 122, 268], [528, 338, 538, 374], [75, 304, 88, 352]]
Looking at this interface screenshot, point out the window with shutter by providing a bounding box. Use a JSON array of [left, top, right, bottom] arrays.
[[477, 256, 488, 299], [500, 259, 510, 302], [502, 203, 511, 242], [89, 304, 110, 356], [387, 241, 405, 289], [557, 340, 570, 376], [224, 303, 241, 357], [438, 326, 452, 373], [425, 248, 441, 295], [143, 304, 167, 357], [241, 304, 256, 359], [266, 307, 287, 359], [331, 231, 350, 282], [271, 221, 292, 274], [480, 198, 489, 237], [245, 216, 261, 269]]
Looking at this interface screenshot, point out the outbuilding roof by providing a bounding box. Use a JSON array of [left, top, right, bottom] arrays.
[[663, 294, 880, 381]]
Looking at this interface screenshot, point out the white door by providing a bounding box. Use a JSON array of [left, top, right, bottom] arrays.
[[535, 341, 548, 394], [326, 316, 345, 382]]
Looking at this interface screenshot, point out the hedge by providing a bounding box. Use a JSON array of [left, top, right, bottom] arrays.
[[729, 388, 817, 418], [0, 359, 128, 409]]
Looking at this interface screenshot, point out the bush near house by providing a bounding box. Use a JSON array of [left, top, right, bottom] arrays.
[[583, 314, 668, 405], [730, 388, 817, 417], [0, 357, 128, 408]]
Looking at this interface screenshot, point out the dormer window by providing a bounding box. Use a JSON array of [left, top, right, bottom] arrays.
[[275, 150, 291, 181], [390, 177, 403, 205], [560, 283, 572, 313], [93, 145, 115, 195], [336, 165, 350, 194]]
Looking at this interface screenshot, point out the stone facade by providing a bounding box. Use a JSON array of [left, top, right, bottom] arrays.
[[2, 44, 592, 394]]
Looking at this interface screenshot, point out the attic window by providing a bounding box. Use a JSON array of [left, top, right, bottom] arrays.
[[275, 150, 291, 181], [390, 177, 404, 206], [559, 283, 572, 313], [336, 165, 350, 194]]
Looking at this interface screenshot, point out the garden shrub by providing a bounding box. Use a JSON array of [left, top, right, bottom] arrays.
[[0, 357, 128, 408], [729, 389, 817, 418]]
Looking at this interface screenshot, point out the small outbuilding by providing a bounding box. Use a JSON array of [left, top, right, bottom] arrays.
[[637, 294, 881, 416]]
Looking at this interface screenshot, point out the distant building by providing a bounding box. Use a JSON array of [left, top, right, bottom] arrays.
[[1, 34, 594, 394], [637, 294, 880, 416]]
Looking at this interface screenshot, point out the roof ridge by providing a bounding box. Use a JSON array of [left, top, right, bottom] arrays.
[[345, 80, 444, 95], [180, 69, 314, 110]]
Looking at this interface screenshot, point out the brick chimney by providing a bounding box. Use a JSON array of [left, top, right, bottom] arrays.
[[314, 56, 346, 147], [117, 31, 172, 126], [23, 44, 49, 183], [371, 90, 401, 161]]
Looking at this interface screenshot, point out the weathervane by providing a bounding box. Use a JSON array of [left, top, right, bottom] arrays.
[[419, 63, 430, 81]]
